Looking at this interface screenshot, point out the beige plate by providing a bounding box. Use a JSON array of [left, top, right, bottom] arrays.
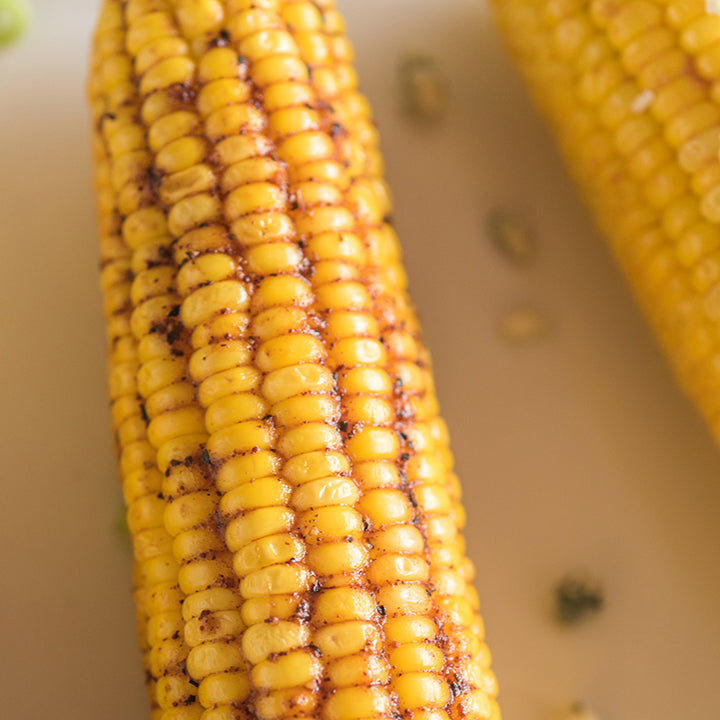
[[2, 1, 720, 717]]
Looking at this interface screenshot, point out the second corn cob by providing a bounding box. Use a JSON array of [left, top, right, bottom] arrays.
[[490, 0, 720, 446], [88, 1, 499, 719]]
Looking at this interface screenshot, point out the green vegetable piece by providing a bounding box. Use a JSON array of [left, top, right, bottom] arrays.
[[0, 0, 31, 47]]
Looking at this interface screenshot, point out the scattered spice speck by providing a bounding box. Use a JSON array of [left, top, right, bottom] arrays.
[[554, 574, 604, 625], [399, 53, 449, 123], [0, 0, 30, 47], [486, 209, 536, 266], [499, 305, 550, 345]]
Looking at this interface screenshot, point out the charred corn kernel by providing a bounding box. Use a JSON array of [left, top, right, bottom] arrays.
[[254, 688, 318, 720], [491, 0, 720, 449], [183, 609, 245, 646], [327, 653, 390, 688], [90, 1, 497, 718]]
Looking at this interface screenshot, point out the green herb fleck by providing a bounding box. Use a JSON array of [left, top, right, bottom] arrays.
[[554, 574, 604, 625], [115, 506, 130, 545]]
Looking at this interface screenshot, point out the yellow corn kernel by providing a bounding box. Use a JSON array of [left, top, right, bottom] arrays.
[[244, 242, 304, 275], [256, 335, 327, 372], [205, 392, 269, 433], [172, 527, 225, 563], [311, 587, 375, 622], [370, 525, 425, 555], [222, 478, 292, 514], [324, 686, 393, 720], [198, 671, 251, 707], [262, 364, 334, 403], [189, 340, 254, 381], [207, 420, 273, 463], [312, 621, 381, 659], [215, 450, 281, 493], [197, 366, 262, 407], [240, 594, 303, 626], [224, 506, 295, 551], [251, 650, 322, 690], [276, 422, 342, 457], [367, 554, 429, 585], [345, 427, 400, 462], [305, 540, 368, 576], [395, 673, 451, 710], [156, 136, 209, 174], [147, 111, 199, 152], [291, 476, 360, 510], [192, 312, 252, 348], [298, 506, 364, 543], [186, 642, 245, 679], [389, 643, 444, 674], [241, 621, 310, 665], [252, 275, 314, 311], [233, 533, 304, 576], [353, 461, 402, 491], [148, 407, 206, 448]]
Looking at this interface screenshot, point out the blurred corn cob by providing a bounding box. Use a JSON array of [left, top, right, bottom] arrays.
[[87, 1, 499, 719], [490, 0, 720, 444]]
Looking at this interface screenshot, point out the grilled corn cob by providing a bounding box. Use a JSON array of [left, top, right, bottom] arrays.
[[88, 2, 499, 719], [490, 0, 720, 446]]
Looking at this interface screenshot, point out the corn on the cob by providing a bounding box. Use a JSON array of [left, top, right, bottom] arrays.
[[87, 2, 499, 719], [489, 0, 720, 446]]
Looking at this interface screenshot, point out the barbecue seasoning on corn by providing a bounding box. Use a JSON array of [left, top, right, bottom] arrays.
[[87, 1, 500, 719]]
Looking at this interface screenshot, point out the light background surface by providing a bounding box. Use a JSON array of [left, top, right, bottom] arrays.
[[2, 1, 720, 718]]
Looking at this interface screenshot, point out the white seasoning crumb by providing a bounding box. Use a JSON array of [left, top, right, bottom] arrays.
[[486, 209, 535, 266], [707, 0, 720, 15], [499, 306, 550, 345], [631, 88, 654, 114], [399, 53, 449, 123]]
